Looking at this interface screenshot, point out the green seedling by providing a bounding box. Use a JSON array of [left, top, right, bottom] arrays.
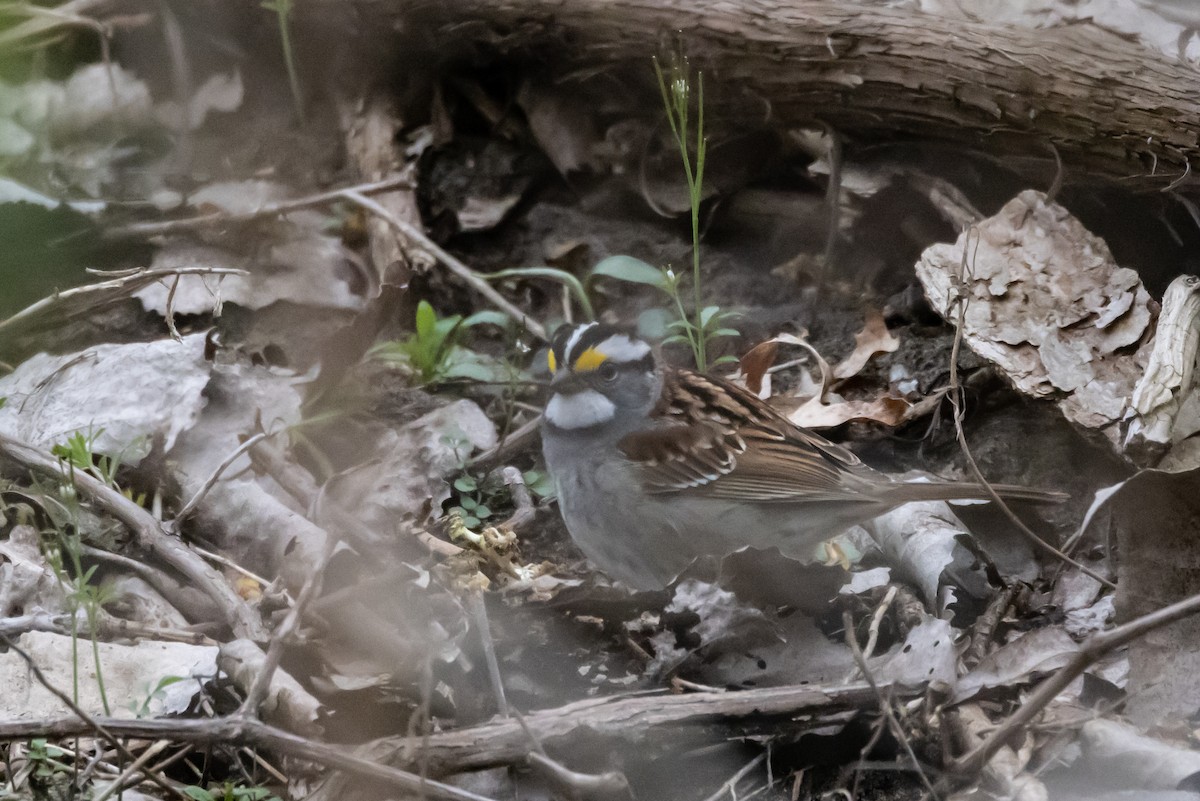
[[184, 782, 281, 801], [449, 468, 554, 530], [131, 674, 186, 717], [260, 0, 304, 121], [373, 300, 512, 386]]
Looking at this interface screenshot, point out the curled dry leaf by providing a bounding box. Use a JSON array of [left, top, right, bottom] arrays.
[[916, 190, 1153, 440], [832, 308, 900, 380], [737, 339, 779, 398], [953, 626, 1079, 703], [1123, 273, 1200, 464]]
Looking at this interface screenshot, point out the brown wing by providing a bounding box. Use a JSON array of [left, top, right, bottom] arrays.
[[617, 368, 881, 502]]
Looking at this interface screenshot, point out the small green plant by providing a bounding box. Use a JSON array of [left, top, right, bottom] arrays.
[[48, 429, 131, 715], [261, 0, 304, 121], [131, 674, 187, 717], [478, 55, 737, 371], [373, 300, 511, 386], [184, 782, 281, 801], [449, 469, 555, 529]]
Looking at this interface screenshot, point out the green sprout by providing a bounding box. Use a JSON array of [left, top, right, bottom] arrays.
[[373, 300, 511, 386]]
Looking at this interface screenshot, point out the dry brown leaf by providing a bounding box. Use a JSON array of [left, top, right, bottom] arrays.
[[738, 339, 780, 398], [832, 309, 900, 380], [787, 394, 912, 428]]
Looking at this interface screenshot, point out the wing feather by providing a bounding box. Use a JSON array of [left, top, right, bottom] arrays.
[[617, 368, 882, 502]]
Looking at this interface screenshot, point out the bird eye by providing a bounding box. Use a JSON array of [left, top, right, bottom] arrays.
[[597, 362, 619, 382]]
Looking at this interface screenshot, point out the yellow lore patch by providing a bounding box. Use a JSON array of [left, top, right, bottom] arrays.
[[547, 349, 557, 374], [572, 347, 608, 372]]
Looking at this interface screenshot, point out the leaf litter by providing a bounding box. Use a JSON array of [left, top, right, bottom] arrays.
[[4, 7, 1200, 801]]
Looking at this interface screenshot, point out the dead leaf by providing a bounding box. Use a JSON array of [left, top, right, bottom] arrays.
[[0, 333, 211, 460], [0, 631, 217, 719], [738, 339, 779, 398], [954, 626, 1079, 702], [787, 394, 912, 428], [832, 309, 900, 380], [516, 79, 599, 175]]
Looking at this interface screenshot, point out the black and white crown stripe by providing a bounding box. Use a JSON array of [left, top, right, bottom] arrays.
[[551, 324, 653, 371]]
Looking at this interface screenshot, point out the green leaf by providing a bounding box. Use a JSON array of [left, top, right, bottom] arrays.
[[661, 334, 691, 346], [454, 475, 477, 493], [460, 496, 478, 511], [443, 358, 503, 383], [699, 305, 721, 327], [709, 328, 739, 338], [0, 397, 6, 409], [590, 255, 668, 289], [461, 310, 511, 328], [463, 514, 481, 528], [523, 470, 556, 499], [414, 300, 436, 340], [474, 504, 491, 518], [184, 787, 217, 801], [712, 355, 740, 366]]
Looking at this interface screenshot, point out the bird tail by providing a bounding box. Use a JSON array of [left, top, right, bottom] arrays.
[[878, 481, 1067, 505]]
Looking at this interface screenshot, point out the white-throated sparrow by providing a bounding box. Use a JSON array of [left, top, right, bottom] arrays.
[[540, 322, 1063, 590]]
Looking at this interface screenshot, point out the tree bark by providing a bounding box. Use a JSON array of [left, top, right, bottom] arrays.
[[389, 0, 1200, 192]]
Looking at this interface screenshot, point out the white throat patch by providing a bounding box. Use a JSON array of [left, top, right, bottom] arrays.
[[545, 389, 616, 429]]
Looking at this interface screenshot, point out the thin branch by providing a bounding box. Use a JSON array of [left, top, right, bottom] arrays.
[[843, 611, 941, 801], [0, 713, 499, 801], [0, 635, 188, 801], [0, 432, 267, 640], [236, 532, 338, 719], [947, 588, 1200, 778], [0, 683, 907, 779], [0, 267, 247, 337], [103, 175, 415, 239], [175, 431, 273, 522], [91, 740, 170, 801], [340, 190, 547, 341], [946, 231, 1116, 590], [699, 751, 767, 801], [0, 610, 214, 646]]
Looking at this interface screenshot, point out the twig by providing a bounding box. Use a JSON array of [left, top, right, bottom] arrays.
[[0, 610, 214, 646], [700, 751, 767, 801], [0, 432, 267, 640], [862, 585, 897, 661], [175, 432, 273, 522], [91, 740, 170, 801], [947, 588, 1200, 779], [468, 592, 509, 717], [946, 232, 1116, 591], [0, 713, 499, 801], [961, 584, 1017, 669], [236, 531, 338, 718], [514, 706, 632, 799], [467, 416, 541, 470], [497, 466, 535, 530], [191, 544, 285, 604], [0, 267, 247, 337], [102, 175, 415, 240], [339, 189, 547, 340], [0, 634, 188, 801], [843, 611, 941, 801]]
